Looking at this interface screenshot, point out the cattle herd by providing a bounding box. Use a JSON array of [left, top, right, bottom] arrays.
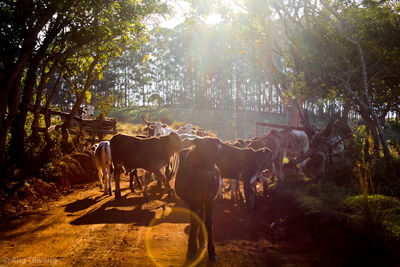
[[92, 116, 345, 262]]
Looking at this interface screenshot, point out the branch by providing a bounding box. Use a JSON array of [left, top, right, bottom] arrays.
[[332, 74, 370, 114]]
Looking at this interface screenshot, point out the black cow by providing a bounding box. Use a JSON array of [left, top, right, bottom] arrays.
[[175, 137, 222, 262]]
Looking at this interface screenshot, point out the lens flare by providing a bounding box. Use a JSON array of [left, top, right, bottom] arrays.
[[145, 207, 208, 267]]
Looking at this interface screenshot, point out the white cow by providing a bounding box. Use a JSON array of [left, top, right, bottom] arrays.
[[94, 141, 113, 195], [82, 106, 94, 120], [153, 121, 175, 136], [176, 124, 193, 135], [280, 129, 309, 177]]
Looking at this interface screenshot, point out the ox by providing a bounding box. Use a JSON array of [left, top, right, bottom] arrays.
[[110, 132, 183, 200], [307, 134, 345, 178], [94, 141, 113, 195], [216, 143, 272, 210], [249, 129, 309, 182], [218, 139, 249, 202], [175, 137, 222, 262]]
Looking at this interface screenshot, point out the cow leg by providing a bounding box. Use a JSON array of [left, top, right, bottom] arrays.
[[165, 164, 171, 182], [143, 171, 151, 202], [243, 180, 254, 211], [277, 155, 284, 182], [157, 176, 162, 190], [218, 179, 224, 199], [262, 175, 268, 198], [129, 170, 137, 193], [154, 170, 172, 197], [205, 201, 217, 262], [134, 169, 143, 190], [198, 205, 206, 251], [98, 169, 104, 190], [250, 172, 263, 202], [236, 180, 244, 202], [150, 172, 162, 189], [187, 207, 199, 260], [298, 160, 306, 177], [100, 156, 110, 195], [114, 165, 122, 199], [107, 167, 113, 196], [102, 166, 108, 195], [230, 180, 236, 202], [136, 175, 143, 190]]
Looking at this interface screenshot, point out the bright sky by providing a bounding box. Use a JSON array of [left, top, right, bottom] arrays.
[[159, 1, 190, 28], [160, 0, 245, 28]]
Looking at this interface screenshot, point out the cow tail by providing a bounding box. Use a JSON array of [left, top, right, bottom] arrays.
[[105, 142, 114, 175], [106, 142, 112, 163], [171, 153, 179, 180]]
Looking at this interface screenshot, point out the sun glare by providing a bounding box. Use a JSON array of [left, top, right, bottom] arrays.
[[160, 0, 245, 28], [159, 1, 190, 28], [204, 13, 223, 25]]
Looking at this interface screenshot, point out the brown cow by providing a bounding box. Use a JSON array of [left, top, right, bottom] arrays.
[[248, 129, 285, 182], [216, 143, 272, 210], [218, 139, 249, 202], [110, 132, 183, 200]]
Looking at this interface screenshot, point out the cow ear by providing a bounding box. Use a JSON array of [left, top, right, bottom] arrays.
[[149, 125, 155, 129]]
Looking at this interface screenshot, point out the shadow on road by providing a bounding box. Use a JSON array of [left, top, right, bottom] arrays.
[[63, 195, 106, 213]]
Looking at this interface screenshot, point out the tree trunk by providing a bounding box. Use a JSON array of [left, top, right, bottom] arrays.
[[31, 65, 57, 145], [235, 70, 241, 111], [257, 82, 262, 112], [365, 118, 380, 156], [61, 55, 100, 151], [0, 73, 22, 165], [142, 85, 146, 107], [124, 67, 127, 107], [287, 98, 304, 127]]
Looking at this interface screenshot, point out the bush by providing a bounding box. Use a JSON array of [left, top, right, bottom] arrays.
[[342, 194, 400, 240]]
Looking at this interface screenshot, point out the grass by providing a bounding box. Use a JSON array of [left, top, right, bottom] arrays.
[[343, 194, 400, 240], [286, 158, 400, 246]]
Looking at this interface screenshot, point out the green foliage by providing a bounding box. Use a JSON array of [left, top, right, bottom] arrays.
[[304, 179, 357, 208], [148, 93, 164, 107], [95, 93, 114, 116], [343, 194, 400, 239], [385, 120, 400, 158], [295, 191, 325, 214]]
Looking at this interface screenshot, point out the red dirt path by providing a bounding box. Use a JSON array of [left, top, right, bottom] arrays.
[[0, 176, 318, 266]]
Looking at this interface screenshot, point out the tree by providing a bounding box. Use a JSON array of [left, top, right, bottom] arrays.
[[0, 0, 170, 175]]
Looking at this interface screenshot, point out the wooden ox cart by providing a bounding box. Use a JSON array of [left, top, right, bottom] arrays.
[[27, 104, 117, 142]]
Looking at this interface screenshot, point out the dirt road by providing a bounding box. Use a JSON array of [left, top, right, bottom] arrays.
[[0, 177, 316, 266]]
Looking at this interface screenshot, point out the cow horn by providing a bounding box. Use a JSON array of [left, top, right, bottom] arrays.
[[141, 114, 151, 125]]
